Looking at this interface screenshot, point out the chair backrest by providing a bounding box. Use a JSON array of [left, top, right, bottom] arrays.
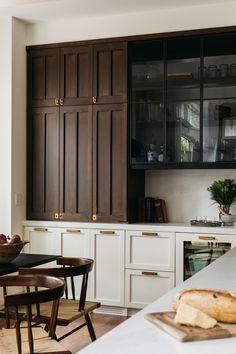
[[0, 274, 65, 354], [19, 257, 94, 311]]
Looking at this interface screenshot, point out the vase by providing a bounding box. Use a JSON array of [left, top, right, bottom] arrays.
[[220, 214, 236, 226]]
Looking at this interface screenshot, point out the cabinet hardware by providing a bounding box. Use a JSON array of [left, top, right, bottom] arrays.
[[92, 96, 97, 104], [55, 98, 60, 106], [92, 214, 97, 221], [99, 230, 115, 235], [59, 98, 64, 106], [142, 271, 158, 276], [55, 213, 59, 219], [33, 227, 48, 232], [59, 213, 64, 220], [66, 229, 81, 233], [142, 232, 159, 236], [198, 236, 216, 240]]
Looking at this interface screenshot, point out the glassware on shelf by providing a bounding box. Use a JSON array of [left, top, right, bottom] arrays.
[[207, 65, 218, 78], [219, 64, 229, 78], [230, 63, 236, 77]]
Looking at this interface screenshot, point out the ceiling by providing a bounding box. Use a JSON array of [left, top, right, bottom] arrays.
[[0, 0, 233, 23]]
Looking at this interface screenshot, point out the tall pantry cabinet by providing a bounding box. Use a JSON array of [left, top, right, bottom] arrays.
[[27, 42, 144, 223]]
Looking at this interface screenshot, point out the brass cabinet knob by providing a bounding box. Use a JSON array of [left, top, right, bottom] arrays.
[[92, 96, 97, 104], [55, 98, 60, 106], [59, 98, 64, 106]]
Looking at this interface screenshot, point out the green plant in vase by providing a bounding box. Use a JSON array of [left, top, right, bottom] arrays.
[[207, 179, 236, 221]]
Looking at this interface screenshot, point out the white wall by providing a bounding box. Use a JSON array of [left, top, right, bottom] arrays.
[[26, 2, 236, 45], [0, 17, 26, 235], [146, 170, 236, 222], [0, 18, 12, 234], [11, 18, 27, 235]]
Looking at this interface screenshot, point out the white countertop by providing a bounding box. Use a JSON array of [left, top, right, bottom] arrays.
[[78, 247, 236, 354], [23, 220, 236, 234]]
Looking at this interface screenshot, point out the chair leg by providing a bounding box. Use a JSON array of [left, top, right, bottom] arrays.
[[84, 313, 96, 341]]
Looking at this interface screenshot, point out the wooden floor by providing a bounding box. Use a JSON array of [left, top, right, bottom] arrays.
[[56, 313, 128, 353], [0, 313, 128, 353]]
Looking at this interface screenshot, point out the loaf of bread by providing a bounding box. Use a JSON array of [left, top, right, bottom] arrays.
[[174, 300, 217, 329], [172, 289, 236, 323]]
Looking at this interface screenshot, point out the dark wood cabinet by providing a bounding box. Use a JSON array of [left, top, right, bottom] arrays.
[[27, 41, 144, 222], [28, 48, 60, 107], [27, 107, 60, 220], [93, 42, 127, 104], [60, 46, 93, 105], [92, 104, 127, 222]]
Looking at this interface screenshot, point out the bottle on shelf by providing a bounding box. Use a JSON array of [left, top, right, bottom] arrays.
[[158, 145, 164, 162], [147, 143, 157, 163]]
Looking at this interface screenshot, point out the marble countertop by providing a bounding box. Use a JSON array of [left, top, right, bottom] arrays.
[[23, 220, 236, 234], [78, 247, 236, 354]]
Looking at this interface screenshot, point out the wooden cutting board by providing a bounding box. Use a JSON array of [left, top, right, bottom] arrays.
[[145, 312, 236, 342]]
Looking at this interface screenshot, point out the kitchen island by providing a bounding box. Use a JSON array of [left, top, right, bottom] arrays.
[[78, 246, 236, 354]]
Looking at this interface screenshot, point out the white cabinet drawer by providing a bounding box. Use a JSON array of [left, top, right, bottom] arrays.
[[126, 231, 175, 271], [24, 226, 62, 256], [125, 269, 175, 309], [62, 228, 90, 258]]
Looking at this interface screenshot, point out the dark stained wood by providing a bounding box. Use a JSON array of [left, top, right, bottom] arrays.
[[60, 45, 93, 105], [27, 48, 60, 107], [19, 257, 100, 342], [0, 274, 70, 354], [0, 253, 58, 276], [92, 104, 128, 222], [59, 106, 92, 221], [93, 42, 127, 104], [27, 107, 60, 220]]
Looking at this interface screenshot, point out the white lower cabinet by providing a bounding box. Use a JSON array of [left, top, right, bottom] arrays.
[[125, 269, 175, 309], [23, 227, 62, 266], [62, 228, 91, 299], [90, 229, 125, 307], [125, 230, 176, 309], [62, 228, 90, 258]]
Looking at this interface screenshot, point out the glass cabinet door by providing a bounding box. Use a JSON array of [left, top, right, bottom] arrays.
[[166, 37, 201, 163], [203, 33, 236, 163], [129, 40, 164, 165]]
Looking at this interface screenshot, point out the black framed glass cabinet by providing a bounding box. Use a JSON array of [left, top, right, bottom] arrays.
[[129, 32, 236, 169]]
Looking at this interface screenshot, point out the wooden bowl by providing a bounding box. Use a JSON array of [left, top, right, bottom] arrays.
[[0, 241, 28, 263]]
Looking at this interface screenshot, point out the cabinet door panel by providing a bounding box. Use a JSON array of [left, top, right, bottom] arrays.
[[126, 231, 175, 271], [93, 42, 127, 103], [27, 107, 60, 220], [90, 230, 124, 306], [60, 45, 92, 105], [60, 106, 92, 221], [125, 269, 175, 309], [92, 104, 127, 222], [28, 48, 60, 107]]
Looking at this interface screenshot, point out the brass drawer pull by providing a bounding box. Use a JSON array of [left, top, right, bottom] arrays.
[[66, 229, 81, 233], [142, 271, 158, 276], [33, 227, 48, 232], [142, 232, 159, 236], [198, 236, 216, 240], [99, 230, 115, 235]]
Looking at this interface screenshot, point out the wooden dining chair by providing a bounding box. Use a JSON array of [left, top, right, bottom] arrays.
[[0, 273, 71, 354], [19, 257, 101, 342]]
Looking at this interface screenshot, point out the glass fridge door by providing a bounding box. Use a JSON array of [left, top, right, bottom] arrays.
[[183, 241, 231, 281]]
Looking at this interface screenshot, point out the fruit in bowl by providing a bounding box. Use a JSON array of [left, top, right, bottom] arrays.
[[0, 234, 28, 263]]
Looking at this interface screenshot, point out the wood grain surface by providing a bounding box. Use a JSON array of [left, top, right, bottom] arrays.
[[145, 311, 236, 342]]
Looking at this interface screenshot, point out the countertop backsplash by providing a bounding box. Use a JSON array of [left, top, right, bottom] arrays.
[[145, 169, 236, 223]]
